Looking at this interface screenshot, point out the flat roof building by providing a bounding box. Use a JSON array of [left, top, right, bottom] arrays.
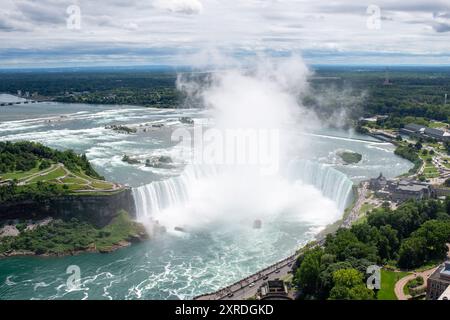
[[259, 280, 292, 300], [427, 261, 450, 300], [369, 174, 434, 203], [400, 123, 450, 142], [438, 285, 450, 300], [424, 127, 450, 142], [404, 123, 426, 132]]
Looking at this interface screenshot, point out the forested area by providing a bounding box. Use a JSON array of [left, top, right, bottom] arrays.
[[0, 141, 101, 178], [294, 198, 450, 300], [304, 67, 450, 126]]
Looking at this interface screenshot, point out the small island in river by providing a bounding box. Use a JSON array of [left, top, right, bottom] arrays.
[[338, 151, 362, 164]]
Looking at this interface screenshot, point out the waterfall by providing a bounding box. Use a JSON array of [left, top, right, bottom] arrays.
[[132, 160, 353, 221], [132, 165, 219, 221], [286, 160, 354, 212]]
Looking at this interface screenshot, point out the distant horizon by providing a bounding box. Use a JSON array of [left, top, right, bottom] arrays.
[[1, 63, 450, 73]]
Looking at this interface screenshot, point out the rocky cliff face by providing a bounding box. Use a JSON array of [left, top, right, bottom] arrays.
[[0, 189, 136, 227]]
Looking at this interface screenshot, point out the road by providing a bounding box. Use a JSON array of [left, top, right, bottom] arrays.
[[195, 254, 298, 300], [342, 181, 369, 228]]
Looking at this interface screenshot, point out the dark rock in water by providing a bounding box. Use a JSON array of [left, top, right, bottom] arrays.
[[122, 155, 140, 165], [179, 117, 194, 125], [253, 219, 262, 229], [145, 156, 174, 168], [105, 124, 137, 134], [152, 123, 164, 128]]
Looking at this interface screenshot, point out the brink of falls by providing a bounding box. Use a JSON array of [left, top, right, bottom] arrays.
[[132, 160, 353, 224]]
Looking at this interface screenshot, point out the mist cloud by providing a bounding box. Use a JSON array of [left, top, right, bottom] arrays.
[[153, 0, 203, 15]]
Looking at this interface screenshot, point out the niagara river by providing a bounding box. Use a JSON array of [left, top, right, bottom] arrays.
[[0, 100, 412, 300]]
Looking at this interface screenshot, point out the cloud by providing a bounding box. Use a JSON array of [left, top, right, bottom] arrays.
[[153, 0, 203, 15], [0, 20, 18, 32], [14, 0, 66, 25], [432, 22, 450, 32], [0, 0, 449, 67]]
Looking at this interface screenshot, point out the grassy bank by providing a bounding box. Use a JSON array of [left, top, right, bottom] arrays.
[[377, 269, 410, 300], [0, 210, 148, 256]]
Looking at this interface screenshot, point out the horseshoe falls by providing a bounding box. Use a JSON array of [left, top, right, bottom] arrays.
[[131, 160, 353, 227]]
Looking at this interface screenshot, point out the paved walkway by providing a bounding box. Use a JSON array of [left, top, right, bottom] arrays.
[[394, 244, 450, 300], [342, 182, 368, 228], [394, 267, 437, 300]]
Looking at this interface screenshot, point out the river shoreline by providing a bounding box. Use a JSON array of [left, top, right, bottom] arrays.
[[0, 236, 149, 259]]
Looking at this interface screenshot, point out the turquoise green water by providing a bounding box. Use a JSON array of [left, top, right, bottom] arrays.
[[0, 102, 412, 300]]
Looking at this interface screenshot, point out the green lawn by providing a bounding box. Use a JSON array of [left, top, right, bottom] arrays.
[[443, 159, 450, 169], [423, 166, 439, 178], [0, 162, 42, 181], [61, 175, 87, 185], [28, 167, 66, 183], [377, 269, 410, 300], [2, 162, 118, 195], [429, 121, 448, 129], [360, 203, 375, 214], [353, 203, 375, 225], [91, 180, 114, 190]]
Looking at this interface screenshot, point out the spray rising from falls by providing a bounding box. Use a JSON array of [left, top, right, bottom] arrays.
[[132, 56, 353, 232], [132, 160, 353, 230]]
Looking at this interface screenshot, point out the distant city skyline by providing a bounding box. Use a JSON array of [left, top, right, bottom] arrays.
[[1, 0, 449, 68]]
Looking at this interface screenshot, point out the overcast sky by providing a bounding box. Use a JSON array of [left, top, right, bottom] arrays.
[[0, 0, 449, 68]]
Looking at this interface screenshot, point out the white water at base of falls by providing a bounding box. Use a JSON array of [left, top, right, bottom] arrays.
[[132, 160, 353, 227], [286, 160, 354, 212]]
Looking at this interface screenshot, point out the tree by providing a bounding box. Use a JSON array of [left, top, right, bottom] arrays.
[[325, 229, 379, 262], [444, 178, 450, 188], [398, 237, 427, 269], [329, 268, 374, 300], [445, 141, 450, 154], [294, 248, 324, 298], [377, 225, 400, 261], [410, 220, 450, 261], [414, 141, 423, 151]]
